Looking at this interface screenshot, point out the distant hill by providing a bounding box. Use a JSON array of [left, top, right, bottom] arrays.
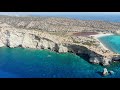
[[0, 15, 120, 32]]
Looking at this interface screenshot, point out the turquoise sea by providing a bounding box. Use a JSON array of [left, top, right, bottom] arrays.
[[98, 35, 120, 54], [0, 47, 103, 78], [0, 46, 120, 78]]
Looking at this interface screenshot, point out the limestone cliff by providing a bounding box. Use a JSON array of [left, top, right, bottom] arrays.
[[0, 23, 71, 53]]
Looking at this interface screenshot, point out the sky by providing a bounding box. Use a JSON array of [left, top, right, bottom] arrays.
[[0, 12, 120, 16]]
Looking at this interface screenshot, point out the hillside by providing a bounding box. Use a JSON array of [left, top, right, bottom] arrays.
[[0, 15, 120, 33]]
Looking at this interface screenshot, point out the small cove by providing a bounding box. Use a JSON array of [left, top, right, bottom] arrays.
[[98, 35, 120, 54]]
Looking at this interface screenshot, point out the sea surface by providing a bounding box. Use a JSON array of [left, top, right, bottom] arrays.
[[0, 47, 103, 78], [0, 47, 120, 78]]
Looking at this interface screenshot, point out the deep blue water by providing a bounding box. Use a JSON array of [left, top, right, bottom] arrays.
[[66, 14, 120, 22], [98, 35, 120, 54], [0, 47, 120, 78]]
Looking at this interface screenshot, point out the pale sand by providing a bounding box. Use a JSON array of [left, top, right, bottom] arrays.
[[90, 33, 114, 51]]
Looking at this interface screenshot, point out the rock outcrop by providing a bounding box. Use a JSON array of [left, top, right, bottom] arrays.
[[103, 68, 109, 76], [89, 57, 101, 64], [109, 71, 114, 75], [102, 57, 112, 66], [115, 30, 120, 35], [58, 44, 68, 53], [112, 55, 120, 62], [0, 23, 70, 53], [89, 55, 113, 65]]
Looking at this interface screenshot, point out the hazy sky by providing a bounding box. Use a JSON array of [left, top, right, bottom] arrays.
[[0, 12, 120, 16]]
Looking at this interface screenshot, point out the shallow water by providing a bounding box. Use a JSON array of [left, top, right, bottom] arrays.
[[98, 35, 120, 54], [0, 47, 120, 78]]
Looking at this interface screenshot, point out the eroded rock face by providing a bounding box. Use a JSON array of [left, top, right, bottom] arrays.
[[0, 41, 5, 47], [37, 39, 56, 50], [0, 23, 69, 53], [58, 44, 68, 53], [8, 32, 24, 48], [89, 56, 112, 66], [22, 33, 38, 48], [102, 57, 112, 66], [112, 55, 120, 62], [116, 30, 120, 35], [89, 57, 100, 64]]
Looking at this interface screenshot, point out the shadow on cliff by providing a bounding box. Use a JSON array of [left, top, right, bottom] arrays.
[[67, 44, 102, 63], [6, 30, 10, 47]]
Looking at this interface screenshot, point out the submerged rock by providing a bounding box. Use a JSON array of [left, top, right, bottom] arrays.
[[109, 71, 115, 75]]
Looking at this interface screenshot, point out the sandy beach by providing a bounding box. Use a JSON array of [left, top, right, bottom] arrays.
[[90, 33, 114, 51], [90, 33, 114, 38]]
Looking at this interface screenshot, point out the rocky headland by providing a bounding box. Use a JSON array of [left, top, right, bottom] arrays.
[[0, 15, 120, 66]]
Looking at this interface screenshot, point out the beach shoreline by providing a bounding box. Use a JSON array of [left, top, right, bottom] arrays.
[[90, 33, 114, 51]]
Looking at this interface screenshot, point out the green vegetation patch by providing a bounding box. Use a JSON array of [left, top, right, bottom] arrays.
[[82, 41, 97, 46]]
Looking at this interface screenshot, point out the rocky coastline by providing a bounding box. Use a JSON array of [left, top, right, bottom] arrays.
[[0, 16, 120, 66]]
